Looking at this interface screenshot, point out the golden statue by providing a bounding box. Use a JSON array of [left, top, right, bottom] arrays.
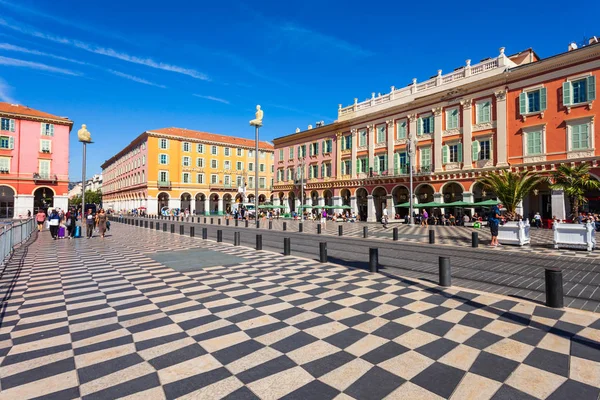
[[249, 105, 263, 127], [78, 124, 92, 143]]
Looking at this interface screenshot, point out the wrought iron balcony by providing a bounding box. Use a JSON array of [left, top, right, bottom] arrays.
[[33, 173, 58, 183], [157, 180, 171, 189]]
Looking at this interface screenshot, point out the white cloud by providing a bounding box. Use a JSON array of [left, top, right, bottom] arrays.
[[281, 23, 374, 57], [0, 78, 17, 103], [0, 17, 210, 81], [0, 55, 81, 76], [193, 94, 230, 104], [0, 42, 87, 64], [107, 70, 166, 88]]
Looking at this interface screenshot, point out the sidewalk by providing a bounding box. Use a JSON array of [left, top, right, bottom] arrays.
[[0, 224, 599, 399]]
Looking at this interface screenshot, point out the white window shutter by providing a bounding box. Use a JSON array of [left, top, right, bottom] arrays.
[[50, 124, 54, 136], [40, 123, 44, 135], [9, 119, 15, 132], [9, 137, 14, 149]]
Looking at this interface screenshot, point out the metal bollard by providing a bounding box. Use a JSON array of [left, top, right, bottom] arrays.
[[317, 224, 321, 234], [204, 217, 207, 224], [190, 226, 195, 237], [363, 226, 368, 238], [163, 223, 167, 232], [472, 231, 479, 248], [211, 218, 214, 224], [319, 242, 327, 263], [545, 267, 564, 308], [217, 230, 223, 242], [218, 219, 221, 225], [429, 230, 435, 244], [144, 221, 148, 228], [135, 220, 139, 227], [269, 221, 272, 230], [283, 222, 287, 231], [393, 227, 398, 241], [256, 234, 262, 250], [439, 257, 451, 287], [245, 220, 249, 228], [235, 219, 239, 227], [283, 237, 291, 255], [202, 227, 208, 240], [180, 225, 184, 235], [234, 231, 240, 246], [156, 222, 160, 231], [299, 223, 303, 232], [338, 225, 343, 236], [150, 221, 154, 230], [369, 248, 378, 273], [226, 219, 229, 226], [171, 224, 175, 234], [256, 220, 260, 229]]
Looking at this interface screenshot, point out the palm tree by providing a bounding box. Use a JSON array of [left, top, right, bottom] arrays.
[[550, 163, 600, 218], [477, 170, 545, 221]]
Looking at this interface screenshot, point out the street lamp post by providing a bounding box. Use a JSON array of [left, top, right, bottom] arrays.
[[249, 105, 264, 227], [77, 125, 92, 217], [408, 135, 416, 226]]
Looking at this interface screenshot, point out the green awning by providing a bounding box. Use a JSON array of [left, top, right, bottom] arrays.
[[257, 205, 286, 209], [414, 202, 444, 208], [473, 199, 500, 206], [443, 201, 474, 207], [395, 202, 411, 208]]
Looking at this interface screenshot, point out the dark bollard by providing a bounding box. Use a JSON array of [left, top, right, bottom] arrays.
[[429, 230, 435, 244], [162, 223, 167, 232], [218, 219, 221, 225], [317, 224, 322, 234], [217, 230, 223, 242], [144, 221, 148, 228], [545, 267, 564, 308], [256, 220, 260, 229], [235, 219, 239, 227], [472, 231, 479, 248], [363, 226, 368, 238], [269, 221, 272, 230], [256, 234, 262, 250], [369, 248, 378, 273], [393, 227, 398, 241], [180, 225, 184, 235], [204, 217, 207, 224], [202, 227, 208, 240], [226, 219, 229, 226], [234, 231, 240, 246], [283, 237, 291, 255], [319, 242, 327, 263], [338, 225, 343, 236], [171, 224, 175, 234], [245, 220, 249, 228], [156, 222, 160, 231], [439, 257, 451, 287], [299, 223, 303, 232], [135, 220, 139, 227], [150, 221, 154, 230], [283, 222, 287, 231], [190, 226, 195, 237], [211, 218, 214, 224]]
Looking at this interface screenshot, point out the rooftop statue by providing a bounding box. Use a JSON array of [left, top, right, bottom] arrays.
[[249, 105, 263, 127], [78, 124, 92, 143]]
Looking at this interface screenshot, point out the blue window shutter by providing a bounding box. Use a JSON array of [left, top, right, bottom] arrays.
[[588, 76, 596, 101], [540, 88, 547, 111], [563, 82, 572, 106], [457, 143, 463, 162], [442, 146, 448, 164], [417, 118, 423, 135], [519, 93, 527, 114]]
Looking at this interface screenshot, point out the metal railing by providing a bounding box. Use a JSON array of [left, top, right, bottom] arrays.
[[1, 218, 35, 267]]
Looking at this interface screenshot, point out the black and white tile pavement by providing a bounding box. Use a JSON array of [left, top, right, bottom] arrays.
[[0, 224, 599, 399]]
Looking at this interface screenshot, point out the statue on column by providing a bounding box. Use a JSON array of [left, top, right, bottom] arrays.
[[78, 124, 92, 143], [249, 105, 264, 127]]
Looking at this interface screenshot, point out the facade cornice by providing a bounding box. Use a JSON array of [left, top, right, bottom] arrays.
[[0, 111, 73, 128], [147, 131, 274, 152], [101, 132, 148, 170]]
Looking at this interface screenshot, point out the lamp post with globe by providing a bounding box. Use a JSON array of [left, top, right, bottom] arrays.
[[249, 105, 263, 227], [78, 124, 92, 217]]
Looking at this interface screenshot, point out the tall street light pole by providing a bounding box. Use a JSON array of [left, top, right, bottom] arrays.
[[408, 135, 416, 226], [77, 124, 92, 217], [249, 105, 264, 228]]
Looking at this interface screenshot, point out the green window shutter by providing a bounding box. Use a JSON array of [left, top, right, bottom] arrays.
[[373, 156, 379, 172], [366, 158, 369, 172], [417, 118, 423, 135], [341, 136, 345, 149], [297, 147, 301, 158], [429, 116, 434, 133], [8, 136, 14, 149], [315, 142, 319, 155], [166, 155, 170, 164], [519, 93, 527, 115], [356, 160, 360, 173], [582, 124, 590, 148], [9, 119, 15, 132], [442, 146, 448, 164], [322, 140, 325, 154], [394, 153, 399, 171], [472, 140, 479, 161], [484, 103, 490, 122], [457, 143, 463, 162], [588, 76, 596, 101], [563, 82, 572, 106], [341, 161, 345, 175], [540, 88, 547, 111], [158, 154, 162, 163]]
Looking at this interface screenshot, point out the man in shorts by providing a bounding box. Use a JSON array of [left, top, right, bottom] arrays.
[[489, 203, 502, 247]]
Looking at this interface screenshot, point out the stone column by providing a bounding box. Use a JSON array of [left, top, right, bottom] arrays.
[[217, 198, 223, 215], [551, 189, 566, 220], [434, 193, 444, 215], [294, 197, 300, 211], [318, 197, 325, 208], [433, 107, 443, 172], [495, 89, 508, 167], [203, 198, 210, 215], [460, 99, 473, 170], [386, 120, 394, 174], [273, 197, 280, 207], [368, 124, 375, 175], [335, 132, 342, 179], [333, 196, 341, 213], [350, 196, 357, 215], [351, 129, 358, 179], [189, 197, 196, 215], [367, 195, 376, 222], [462, 192, 475, 217], [386, 194, 394, 218]]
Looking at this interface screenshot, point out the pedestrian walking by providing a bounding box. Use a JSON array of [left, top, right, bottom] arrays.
[[35, 209, 46, 232], [65, 210, 77, 239], [534, 212, 542, 228], [382, 207, 389, 229], [321, 209, 327, 228], [48, 209, 61, 239], [488, 203, 502, 247], [96, 209, 108, 239], [421, 209, 429, 227], [85, 209, 95, 239]]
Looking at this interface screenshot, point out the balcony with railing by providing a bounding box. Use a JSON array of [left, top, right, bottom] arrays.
[[33, 173, 58, 184], [338, 48, 512, 121], [157, 180, 171, 189], [358, 165, 433, 179]]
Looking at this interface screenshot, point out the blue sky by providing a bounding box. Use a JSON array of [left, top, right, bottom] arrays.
[[0, 0, 598, 179]]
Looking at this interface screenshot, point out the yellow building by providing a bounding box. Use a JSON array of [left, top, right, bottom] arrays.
[[101, 127, 274, 215]]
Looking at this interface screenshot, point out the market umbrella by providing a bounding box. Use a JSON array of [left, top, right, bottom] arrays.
[[443, 201, 474, 207], [395, 202, 410, 207], [414, 202, 443, 208], [473, 199, 500, 206]]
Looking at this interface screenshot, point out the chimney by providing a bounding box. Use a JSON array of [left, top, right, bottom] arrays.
[[568, 42, 578, 52], [295, 128, 300, 133], [590, 36, 599, 45], [308, 125, 312, 130]]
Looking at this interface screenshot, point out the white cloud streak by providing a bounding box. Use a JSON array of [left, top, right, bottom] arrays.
[[193, 94, 230, 104], [0, 78, 17, 104], [107, 70, 166, 88], [0, 17, 210, 81], [0, 42, 87, 64], [0, 55, 81, 76], [281, 23, 374, 57]]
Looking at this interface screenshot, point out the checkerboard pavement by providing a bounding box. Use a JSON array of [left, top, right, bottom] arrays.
[[1, 224, 599, 399]]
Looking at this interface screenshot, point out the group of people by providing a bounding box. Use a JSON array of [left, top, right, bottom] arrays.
[[35, 208, 109, 239]]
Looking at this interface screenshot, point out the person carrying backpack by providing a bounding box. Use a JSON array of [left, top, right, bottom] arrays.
[[488, 203, 502, 247]]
